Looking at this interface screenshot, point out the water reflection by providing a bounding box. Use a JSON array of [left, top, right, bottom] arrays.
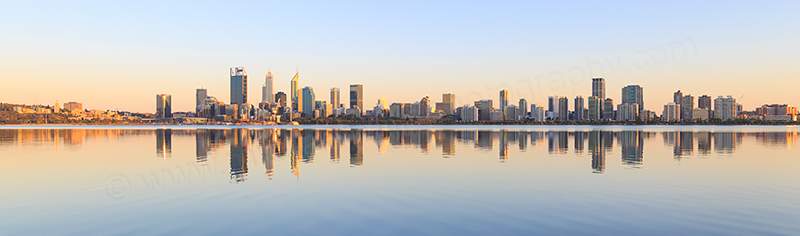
[[2, 128, 799, 179]]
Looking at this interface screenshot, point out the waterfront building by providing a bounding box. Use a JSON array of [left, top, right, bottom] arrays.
[[574, 96, 585, 121], [301, 87, 315, 117], [156, 94, 172, 119], [350, 84, 363, 115], [714, 96, 736, 120], [230, 67, 247, 104], [330, 87, 340, 108], [621, 85, 644, 112], [263, 71, 274, 103], [588, 96, 602, 120], [681, 95, 694, 120], [663, 103, 680, 121]]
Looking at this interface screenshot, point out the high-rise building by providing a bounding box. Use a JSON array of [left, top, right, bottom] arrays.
[[475, 99, 493, 121], [230, 67, 247, 104], [301, 86, 315, 117], [263, 71, 274, 103], [291, 71, 299, 111], [588, 96, 602, 120], [275, 92, 287, 109], [674, 90, 683, 104], [531, 104, 545, 121], [350, 84, 363, 115], [592, 78, 606, 116], [617, 103, 639, 121], [714, 96, 736, 120], [420, 96, 430, 116], [518, 98, 528, 119], [504, 105, 518, 121], [603, 98, 614, 120], [681, 95, 694, 120], [663, 103, 680, 121], [443, 93, 455, 115], [330, 87, 340, 108], [574, 96, 585, 121], [156, 94, 172, 119], [698, 95, 712, 110], [196, 88, 207, 111], [461, 105, 478, 122], [558, 97, 569, 120], [548, 96, 556, 112], [621, 85, 644, 112], [499, 90, 509, 111]]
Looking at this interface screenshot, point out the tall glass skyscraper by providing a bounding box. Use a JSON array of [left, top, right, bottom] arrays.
[[230, 67, 247, 104], [262, 70, 273, 103], [350, 84, 363, 114], [621, 85, 644, 112], [156, 94, 172, 119], [302, 86, 315, 117], [330, 87, 340, 108], [291, 71, 299, 111], [592, 78, 605, 118]]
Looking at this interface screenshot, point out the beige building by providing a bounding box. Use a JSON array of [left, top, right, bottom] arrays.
[[692, 108, 710, 120]]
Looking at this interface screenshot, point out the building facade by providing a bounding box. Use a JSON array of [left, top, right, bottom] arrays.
[[230, 67, 247, 104], [621, 85, 644, 112], [156, 94, 172, 119], [350, 84, 363, 114]]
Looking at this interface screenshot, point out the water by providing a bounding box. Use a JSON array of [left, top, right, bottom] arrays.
[[1, 125, 798, 235]]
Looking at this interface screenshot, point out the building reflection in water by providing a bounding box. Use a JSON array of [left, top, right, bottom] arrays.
[[6, 128, 797, 181], [229, 129, 249, 183], [349, 130, 363, 166], [156, 129, 172, 160]]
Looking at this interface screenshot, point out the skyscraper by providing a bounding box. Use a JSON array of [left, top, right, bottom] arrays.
[[291, 71, 299, 110], [443, 93, 455, 115], [330, 87, 340, 108], [420, 96, 430, 116], [518, 98, 528, 119], [499, 90, 509, 111], [603, 98, 614, 120], [156, 94, 172, 119], [230, 67, 247, 104], [301, 86, 315, 118], [698, 95, 712, 110], [681, 95, 694, 120], [275, 92, 287, 109], [592, 78, 606, 117], [350, 84, 363, 114], [674, 90, 683, 104], [588, 96, 601, 120], [574, 96, 585, 121], [548, 96, 556, 112], [263, 71, 274, 103], [558, 97, 569, 120], [714, 96, 736, 120], [196, 88, 207, 111], [475, 99, 493, 121], [621, 85, 644, 112]]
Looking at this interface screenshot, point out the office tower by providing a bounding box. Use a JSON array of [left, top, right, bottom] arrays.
[[350, 84, 363, 114], [389, 103, 404, 118], [558, 97, 569, 120], [621, 85, 644, 112], [291, 71, 299, 103], [548, 96, 556, 112], [574, 96, 585, 121], [504, 105, 518, 120], [663, 103, 680, 121], [531, 104, 545, 121], [420, 96, 430, 116], [714, 96, 736, 120], [196, 88, 207, 111], [592, 78, 606, 116], [443, 93, 455, 115], [499, 90, 509, 111], [475, 99, 493, 121], [275, 92, 287, 108], [588, 97, 602, 120], [230, 67, 247, 104], [330, 87, 340, 108], [435, 102, 453, 115], [156, 94, 172, 119], [377, 97, 388, 109], [301, 86, 315, 117], [681, 95, 694, 120], [674, 90, 683, 104], [518, 98, 528, 119], [617, 103, 639, 121], [603, 98, 614, 120], [54, 101, 60, 113], [461, 105, 478, 122], [263, 71, 274, 103], [698, 95, 712, 110]]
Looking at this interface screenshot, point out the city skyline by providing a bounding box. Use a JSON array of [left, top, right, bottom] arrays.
[[2, 1, 799, 113]]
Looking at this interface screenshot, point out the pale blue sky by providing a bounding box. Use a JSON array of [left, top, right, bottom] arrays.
[[1, 1, 798, 112]]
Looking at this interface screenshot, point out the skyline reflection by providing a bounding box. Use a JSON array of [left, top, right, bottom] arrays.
[[2, 128, 798, 180]]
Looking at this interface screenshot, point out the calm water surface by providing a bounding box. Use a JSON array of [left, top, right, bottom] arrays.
[[1, 125, 798, 235]]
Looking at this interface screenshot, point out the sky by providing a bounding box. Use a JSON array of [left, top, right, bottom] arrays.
[[1, 0, 798, 113]]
